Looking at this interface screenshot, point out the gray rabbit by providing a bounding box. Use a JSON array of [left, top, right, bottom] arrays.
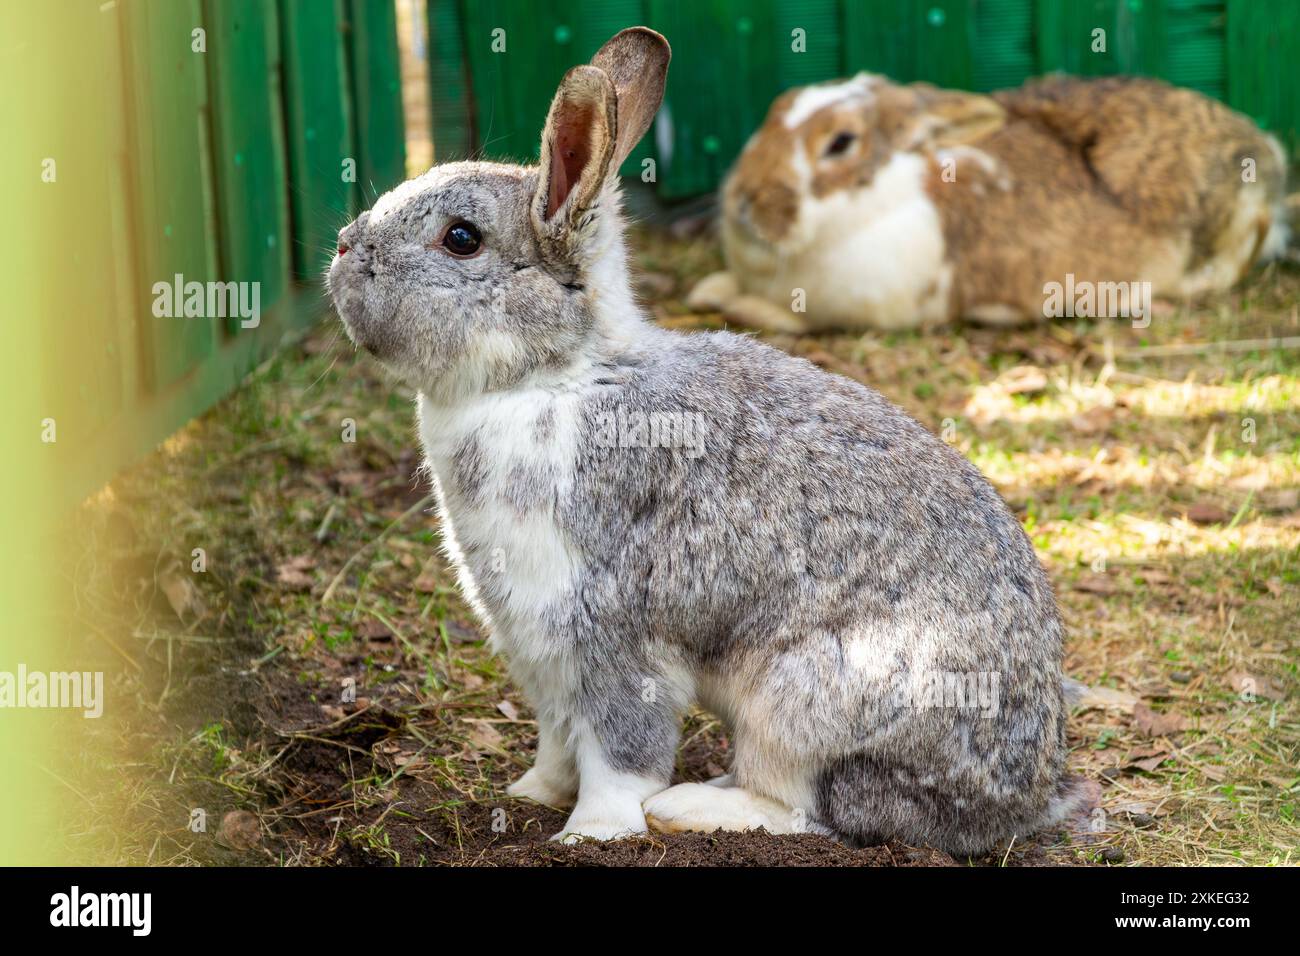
[[327, 27, 1084, 854]]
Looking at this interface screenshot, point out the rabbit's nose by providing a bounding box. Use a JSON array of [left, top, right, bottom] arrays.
[[337, 214, 370, 256]]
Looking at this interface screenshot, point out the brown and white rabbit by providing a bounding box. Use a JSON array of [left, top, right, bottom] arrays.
[[688, 73, 1290, 332], [328, 28, 1085, 854]]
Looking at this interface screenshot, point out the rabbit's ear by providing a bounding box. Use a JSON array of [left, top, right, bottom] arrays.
[[535, 65, 617, 225], [590, 27, 671, 170], [907, 86, 1005, 149], [533, 28, 670, 230]]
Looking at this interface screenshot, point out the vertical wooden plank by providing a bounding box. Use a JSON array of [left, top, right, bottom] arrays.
[[1163, 0, 1227, 98], [204, 0, 291, 329], [644, 0, 782, 199], [346, 0, 408, 203], [123, 0, 219, 388], [844, 0, 917, 81], [774, 0, 843, 90], [574, 0, 656, 179], [924, 0, 975, 88], [1227, 0, 1300, 158], [971, 0, 1036, 91], [280, 0, 356, 278], [1035, 0, 1167, 78], [460, 0, 579, 165], [843, 0, 973, 89], [1034, 0, 1235, 100], [23, 1, 135, 457], [69, 2, 132, 425], [1115, 0, 1168, 74], [427, 0, 476, 161], [459, 1, 649, 169], [1036, 0, 1106, 75], [454, 0, 857, 199]]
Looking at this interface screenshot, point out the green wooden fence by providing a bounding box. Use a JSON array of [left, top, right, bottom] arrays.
[[21, 0, 406, 506], [428, 0, 1300, 200], [18, 1, 1299, 505]]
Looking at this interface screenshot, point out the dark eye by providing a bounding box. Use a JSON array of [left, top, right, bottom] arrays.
[[824, 132, 856, 157], [442, 221, 482, 257]]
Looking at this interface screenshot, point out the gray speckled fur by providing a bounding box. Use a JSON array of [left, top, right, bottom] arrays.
[[557, 330, 1073, 852], [328, 28, 1079, 854]]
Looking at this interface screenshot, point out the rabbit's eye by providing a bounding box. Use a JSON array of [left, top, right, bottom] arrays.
[[441, 221, 482, 258], [824, 132, 856, 157]]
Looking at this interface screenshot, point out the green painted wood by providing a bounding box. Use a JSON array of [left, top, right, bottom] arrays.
[[455, 0, 654, 184], [433, 0, 1293, 201], [204, 0, 291, 332], [1035, 0, 1168, 77], [1227, 0, 1300, 158], [843, 0, 974, 89], [123, 0, 219, 388], [62, 286, 334, 511], [579, 0, 656, 180], [346, 0, 408, 203], [460, 0, 556, 164], [971, 0, 1036, 91], [19, 0, 411, 507], [644, 0, 783, 199], [279, 0, 356, 278], [1163, 0, 1227, 98], [460, 0, 649, 169], [23, 1, 134, 446], [1034, 0, 1225, 94], [18, 0, 1300, 511], [427, 0, 476, 160], [774, 0, 843, 90], [459, 0, 575, 165]]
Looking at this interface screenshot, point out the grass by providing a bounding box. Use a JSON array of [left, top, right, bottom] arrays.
[[59, 231, 1299, 866]]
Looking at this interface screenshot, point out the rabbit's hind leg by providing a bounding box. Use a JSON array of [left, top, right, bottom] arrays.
[[724, 294, 812, 334], [684, 270, 741, 311], [685, 270, 811, 334], [507, 714, 578, 809], [643, 782, 814, 835]]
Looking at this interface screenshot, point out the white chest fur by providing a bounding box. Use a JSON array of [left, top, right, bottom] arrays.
[[416, 388, 584, 690], [751, 152, 952, 331]]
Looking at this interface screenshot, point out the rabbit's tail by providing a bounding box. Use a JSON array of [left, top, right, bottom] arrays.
[[1038, 676, 1100, 830], [1038, 775, 1098, 833], [1258, 194, 1296, 262], [1061, 675, 1087, 708]]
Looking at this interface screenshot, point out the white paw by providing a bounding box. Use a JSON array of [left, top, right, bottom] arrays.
[[550, 817, 646, 843], [644, 782, 799, 835], [507, 767, 576, 808], [705, 773, 735, 788], [685, 270, 740, 311]]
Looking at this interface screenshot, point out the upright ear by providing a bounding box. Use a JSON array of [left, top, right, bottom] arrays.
[[906, 84, 1005, 149], [534, 65, 617, 225], [590, 26, 671, 170], [533, 27, 671, 232]]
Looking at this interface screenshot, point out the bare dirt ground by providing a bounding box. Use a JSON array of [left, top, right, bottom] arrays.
[[62, 228, 1299, 867]]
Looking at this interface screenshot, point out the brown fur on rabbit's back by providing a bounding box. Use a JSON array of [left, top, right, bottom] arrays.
[[998, 76, 1284, 249], [933, 76, 1286, 322]]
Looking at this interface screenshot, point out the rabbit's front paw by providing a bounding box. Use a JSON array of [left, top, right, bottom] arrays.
[[685, 270, 740, 311], [551, 818, 645, 844], [507, 766, 576, 808], [551, 801, 647, 843]]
